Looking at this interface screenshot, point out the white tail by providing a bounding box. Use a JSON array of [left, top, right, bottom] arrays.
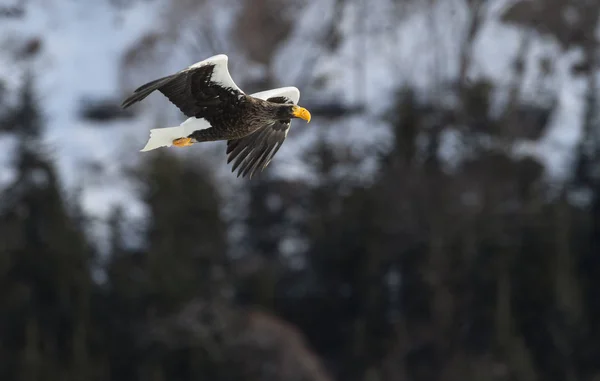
[[140, 117, 212, 152], [140, 126, 186, 152]]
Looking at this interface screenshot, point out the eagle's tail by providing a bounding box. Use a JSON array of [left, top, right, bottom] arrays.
[[140, 125, 187, 152]]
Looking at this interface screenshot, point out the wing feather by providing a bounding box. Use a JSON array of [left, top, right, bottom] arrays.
[[239, 129, 276, 178], [230, 127, 268, 173], [226, 118, 291, 179], [121, 54, 243, 118], [225, 89, 302, 178]]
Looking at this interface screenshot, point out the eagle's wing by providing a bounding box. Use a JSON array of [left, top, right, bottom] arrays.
[[121, 54, 244, 118], [225, 87, 301, 179], [249, 86, 300, 105]]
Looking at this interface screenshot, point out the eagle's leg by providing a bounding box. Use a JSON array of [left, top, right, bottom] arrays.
[[187, 128, 224, 142], [172, 137, 194, 147], [172, 127, 222, 147]]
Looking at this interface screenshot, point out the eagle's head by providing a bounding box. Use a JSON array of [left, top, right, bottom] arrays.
[[272, 104, 311, 123]]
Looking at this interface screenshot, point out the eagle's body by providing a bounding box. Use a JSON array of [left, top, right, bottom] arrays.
[[121, 54, 311, 178]]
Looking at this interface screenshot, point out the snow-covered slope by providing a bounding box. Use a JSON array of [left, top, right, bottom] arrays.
[[0, 0, 591, 247], [0, 0, 167, 219], [276, 0, 590, 179]]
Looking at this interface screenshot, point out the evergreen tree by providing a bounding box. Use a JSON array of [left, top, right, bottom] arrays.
[[0, 74, 94, 381], [137, 151, 228, 311], [100, 151, 231, 380]]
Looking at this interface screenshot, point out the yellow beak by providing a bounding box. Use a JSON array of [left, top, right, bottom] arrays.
[[292, 105, 311, 123]]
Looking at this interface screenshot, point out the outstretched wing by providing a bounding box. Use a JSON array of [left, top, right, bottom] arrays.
[[121, 54, 244, 118], [225, 87, 301, 179]]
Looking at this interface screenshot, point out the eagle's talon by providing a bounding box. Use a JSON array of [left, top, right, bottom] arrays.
[[173, 137, 193, 147]]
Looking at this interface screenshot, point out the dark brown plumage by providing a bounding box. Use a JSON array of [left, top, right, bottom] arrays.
[[121, 54, 311, 178]]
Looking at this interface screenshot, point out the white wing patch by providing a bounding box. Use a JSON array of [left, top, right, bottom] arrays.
[[188, 54, 243, 93], [250, 86, 300, 105]]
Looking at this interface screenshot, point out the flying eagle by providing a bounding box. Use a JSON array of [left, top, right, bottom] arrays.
[[121, 54, 311, 178]]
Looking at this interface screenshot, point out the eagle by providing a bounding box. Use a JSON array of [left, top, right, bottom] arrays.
[[121, 54, 311, 178]]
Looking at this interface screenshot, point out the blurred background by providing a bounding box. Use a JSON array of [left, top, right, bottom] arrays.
[[1, 0, 600, 380]]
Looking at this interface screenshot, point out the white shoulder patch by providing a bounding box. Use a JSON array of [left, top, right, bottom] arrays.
[[250, 86, 301, 105], [188, 54, 243, 93]]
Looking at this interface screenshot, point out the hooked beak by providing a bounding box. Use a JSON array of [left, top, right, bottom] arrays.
[[292, 105, 311, 123]]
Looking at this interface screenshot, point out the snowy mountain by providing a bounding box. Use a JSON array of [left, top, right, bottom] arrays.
[[0, 0, 590, 246]]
